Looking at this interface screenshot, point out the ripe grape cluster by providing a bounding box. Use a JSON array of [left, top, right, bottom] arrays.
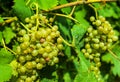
[[82, 16, 118, 80], [14, 14, 63, 82]]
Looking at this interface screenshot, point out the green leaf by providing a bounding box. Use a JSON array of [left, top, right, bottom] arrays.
[[59, 0, 71, 14], [38, 0, 58, 10], [102, 45, 120, 76], [0, 31, 3, 43], [64, 46, 71, 58], [63, 72, 72, 82], [74, 9, 89, 27], [41, 78, 54, 82], [73, 49, 90, 73], [74, 72, 97, 82], [0, 48, 14, 64], [3, 27, 16, 44], [13, 0, 32, 21], [0, 64, 12, 82], [0, 17, 4, 23], [71, 24, 86, 49]]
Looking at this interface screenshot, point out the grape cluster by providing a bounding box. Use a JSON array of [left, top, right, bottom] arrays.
[[82, 16, 118, 80], [14, 14, 63, 82]]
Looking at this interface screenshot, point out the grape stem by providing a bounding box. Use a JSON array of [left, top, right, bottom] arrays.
[[20, 22, 32, 32], [69, 6, 76, 16], [88, 4, 98, 19], [60, 36, 74, 47], [108, 49, 120, 61], [48, 12, 79, 23], [49, 0, 117, 11], [2, 38, 17, 55]]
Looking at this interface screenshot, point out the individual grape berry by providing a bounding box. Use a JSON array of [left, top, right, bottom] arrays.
[[25, 62, 33, 69], [36, 63, 43, 70], [25, 17, 30, 23], [95, 20, 101, 26], [90, 16, 95, 22]]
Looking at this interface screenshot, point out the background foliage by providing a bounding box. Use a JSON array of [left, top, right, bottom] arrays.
[[0, 0, 120, 82]]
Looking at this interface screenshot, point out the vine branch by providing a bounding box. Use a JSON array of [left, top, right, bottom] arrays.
[[50, 0, 117, 11]]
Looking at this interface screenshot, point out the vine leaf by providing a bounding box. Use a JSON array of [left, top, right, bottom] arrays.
[[63, 72, 72, 82], [74, 9, 89, 27], [0, 64, 12, 82], [59, 0, 71, 14], [102, 45, 120, 76], [71, 24, 86, 49], [38, 0, 58, 10], [0, 31, 3, 43], [0, 17, 4, 23], [40, 78, 54, 82], [74, 72, 97, 82], [0, 47, 13, 82], [3, 27, 16, 44], [0, 48, 13, 64], [13, 0, 32, 21]]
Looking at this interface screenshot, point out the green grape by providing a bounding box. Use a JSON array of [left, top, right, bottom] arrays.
[[51, 50, 58, 56], [57, 44, 63, 50], [53, 57, 59, 63], [38, 47, 45, 54], [25, 62, 33, 69], [31, 75, 37, 81], [93, 43, 99, 49], [50, 32, 56, 38], [95, 20, 101, 26], [32, 50, 38, 56], [25, 55, 32, 60], [89, 33, 94, 38], [95, 53, 100, 57], [89, 55, 93, 60], [84, 37, 90, 42], [18, 29, 26, 36], [36, 63, 43, 70], [35, 58, 40, 63], [112, 36, 118, 41], [39, 58, 46, 64], [46, 28, 52, 34], [45, 45, 52, 53], [25, 77, 33, 82], [55, 31, 60, 37], [19, 56, 26, 63], [25, 17, 30, 23], [90, 16, 95, 22], [84, 52, 89, 58], [85, 43, 91, 49], [98, 16, 105, 22], [20, 66, 26, 73], [92, 38, 99, 43], [52, 25, 58, 32], [42, 52, 48, 58], [99, 42, 104, 48], [46, 35, 52, 42], [87, 26, 93, 33], [92, 30, 98, 35], [57, 37, 63, 44], [35, 31, 42, 39], [87, 48, 92, 53], [81, 49, 86, 53], [36, 43, 41, 49], [16, 46, 21, 54], [96, 62, 101, 67], [107, 39, 112, 43], [32, 61, 37, 68], [94, 58, 100, 63], [23, 34, 30, 42]]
